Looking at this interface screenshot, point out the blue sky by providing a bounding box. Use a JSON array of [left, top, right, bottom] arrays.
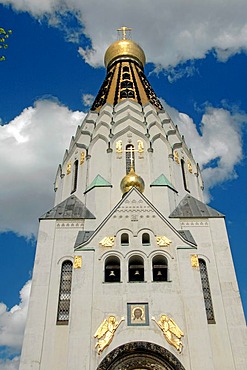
[[0, 1, 247, 368]]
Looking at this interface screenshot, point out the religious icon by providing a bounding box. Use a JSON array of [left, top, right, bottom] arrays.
[[127, 303, 149, 326], [152, 314, 184, 353], [94, 315, 124, 354], [67, 161, 72, 175], [132, 306, 145, 322]]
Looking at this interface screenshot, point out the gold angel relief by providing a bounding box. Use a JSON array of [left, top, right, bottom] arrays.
[[152, 314, 184, 353], [99, 236, 115, 247], [156, 236, 172, 247], [94, 316, 124, 354]]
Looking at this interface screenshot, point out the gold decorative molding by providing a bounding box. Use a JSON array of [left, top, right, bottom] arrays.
[[67, 162, 72, 175], [152, 315, 184, 353], [116, 140, 123, 156], [99, 236, 115, 247], [137, 140, 144, 153], [74, 256, 82, 269], [94, 316, 124, 354], [191, 254, 199, 268], [174, 151, 179, 164], [80, 152, 85, 165], [156, 236, 172, 247], [187, 160, 192, 173]]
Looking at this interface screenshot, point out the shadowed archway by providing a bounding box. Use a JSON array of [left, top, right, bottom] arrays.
[[97, 341, 186, 370]]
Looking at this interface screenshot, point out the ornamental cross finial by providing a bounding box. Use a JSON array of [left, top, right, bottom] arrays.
[[117, 26, 132, 40]]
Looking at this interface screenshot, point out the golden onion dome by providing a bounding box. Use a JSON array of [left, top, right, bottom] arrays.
[[120, 167, 145, 195], [104, 39, 146, 68]]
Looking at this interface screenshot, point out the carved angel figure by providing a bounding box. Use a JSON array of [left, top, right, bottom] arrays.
[[152, 314, 184, 353], [94, 316, 124, 354]]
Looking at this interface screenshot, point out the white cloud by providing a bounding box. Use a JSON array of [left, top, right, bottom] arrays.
[[162, 100, 247, 199], [1, 0, 247, 69], [82, 93, 95, 107], [0, 97, 246, 237], [0, 99, 85, 238], [0, 281, 31, 350], [0, 357, 20, 370]]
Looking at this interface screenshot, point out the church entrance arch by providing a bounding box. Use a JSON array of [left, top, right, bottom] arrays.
[[97, 342, 186, 370]]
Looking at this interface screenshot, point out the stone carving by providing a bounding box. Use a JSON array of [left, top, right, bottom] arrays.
[[94, 316, 124, 354], [152, 315, 184, 353], [97, 341, 186, 370], [99, 236, 115, 247], [156, 236, 172, 247]]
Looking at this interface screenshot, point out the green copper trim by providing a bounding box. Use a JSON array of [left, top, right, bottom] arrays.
[[84, 174, 112, 194], [150, 174, 177, 192]]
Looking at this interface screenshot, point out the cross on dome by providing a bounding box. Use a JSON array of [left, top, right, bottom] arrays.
[[117, 26, 132, 40]]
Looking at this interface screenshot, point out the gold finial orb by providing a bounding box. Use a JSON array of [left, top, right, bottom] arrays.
[[120, 167, 145, 195], [104, 27, 146, 68]]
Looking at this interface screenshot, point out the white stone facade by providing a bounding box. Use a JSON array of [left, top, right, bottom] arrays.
[[20, 96, 247, 369]]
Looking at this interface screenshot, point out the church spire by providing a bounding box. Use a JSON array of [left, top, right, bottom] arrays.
[[91, 27, 163, 111]]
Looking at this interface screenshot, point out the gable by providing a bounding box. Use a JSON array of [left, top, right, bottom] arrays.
[[75, 188, 196, 250]]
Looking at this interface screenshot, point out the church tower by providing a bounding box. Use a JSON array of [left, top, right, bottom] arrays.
[[20, 28, 247, 370]]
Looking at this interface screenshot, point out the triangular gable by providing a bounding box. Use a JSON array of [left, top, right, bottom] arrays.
[[84, 174, 112, 194], [169, 194, 224, 218], [75, 187, 197, 250], [150, 174, 177, 192], [40, 195, 95, 220]]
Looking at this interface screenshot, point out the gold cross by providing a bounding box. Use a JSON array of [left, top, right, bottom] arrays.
[[117, 26, 132, 40]]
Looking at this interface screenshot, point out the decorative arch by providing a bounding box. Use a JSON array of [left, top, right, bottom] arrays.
[[97, 341, 186, 370]]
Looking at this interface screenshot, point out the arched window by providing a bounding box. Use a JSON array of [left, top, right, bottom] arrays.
[[152, 255, 168, 282], [129, 256, 144, 282], [71, 160, 79, 193], [181, 159, 189, 192], [142, 233, 150, 246], [121, 233, 129, 246], [120, 89, 135, 99], [126, 144, 135, 173], [199, 259, 215, 324], [57, 260, 73, 324], [105, 256, 120, 282], [123, 66, 129, 72], [121, 80, 133, 89], [122, 72, 130, 80]]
